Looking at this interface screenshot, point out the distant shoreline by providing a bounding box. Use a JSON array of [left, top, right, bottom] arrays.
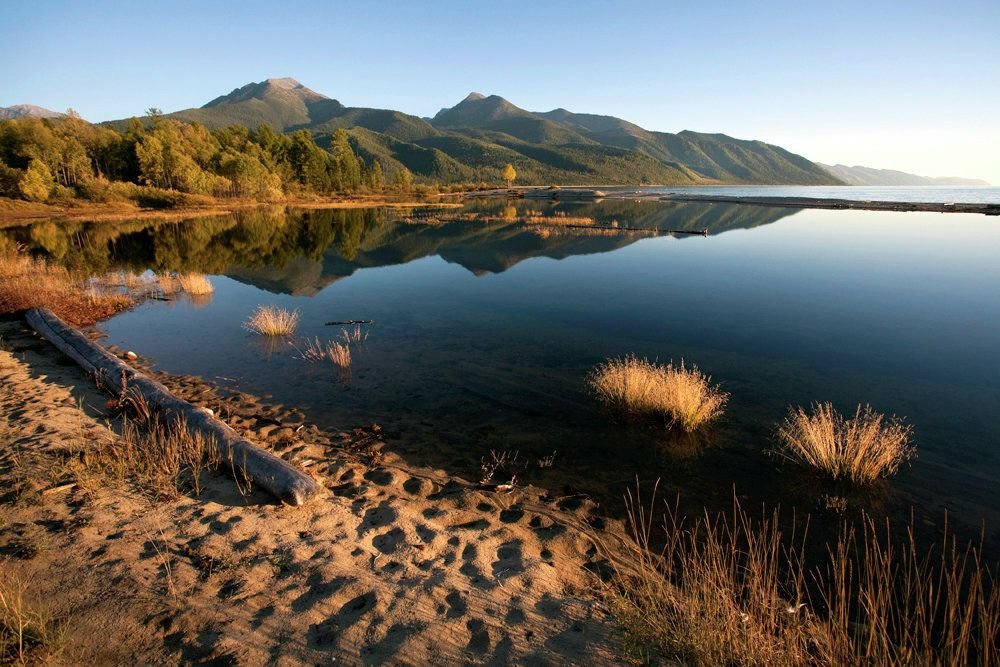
[[658, 194, 1000, 215], [459, 187, 1000, 214]]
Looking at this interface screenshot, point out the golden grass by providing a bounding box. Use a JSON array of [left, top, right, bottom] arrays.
[[608, 486, 999, 665], [295, 337, 352, 381], [243, 306, 299, 336], [341, 324, 368, 345], [73, 416, 216, 501], [175, 273, 213, 295], [523, 212, 596, 226], [777, 402, 914, 482], [0, 247, 136, 325], [589, 356, 728, 431], [0, 573, 62, 664]]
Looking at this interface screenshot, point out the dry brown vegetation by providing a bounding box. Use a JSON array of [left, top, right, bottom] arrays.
[[243, 305, 299, 336], [76, 417, 215, 501], [608, 486, 999, 665], [0, 573, 63, 664], [589, 356, 728, 431], [777, 402, 914, 482], [295, 336, 352, 382], [523, 212, 596, 226], [0, 246, 135, 326], [175, 273, 214, 296]]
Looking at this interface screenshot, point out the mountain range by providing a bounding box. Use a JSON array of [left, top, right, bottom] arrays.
[[0, 104, 65, 120], [8, 79, 989, 187], [117, 77, 840, 186], [817, 163, 990, 187]]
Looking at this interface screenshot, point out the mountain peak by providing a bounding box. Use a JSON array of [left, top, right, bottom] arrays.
[[462, 92, 486, 103], [0, 104, 65, 120], [203, 77, 329, 108], [265, 77, 305, 90]]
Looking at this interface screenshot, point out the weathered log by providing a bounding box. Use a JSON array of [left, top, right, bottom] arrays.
[[25, 307, 322, 506]]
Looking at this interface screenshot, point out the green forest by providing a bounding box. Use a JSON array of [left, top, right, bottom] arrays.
[[0, 113, 411, 206]]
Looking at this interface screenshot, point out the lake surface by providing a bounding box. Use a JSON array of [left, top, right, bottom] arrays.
[[641, 184, 1000, 204], [7, 199, 1000, 554]]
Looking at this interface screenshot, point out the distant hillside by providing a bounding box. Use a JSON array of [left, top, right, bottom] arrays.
[[0, 104, 64, 120], [819, 163, 990, 187], [103, 78, 842, 187]]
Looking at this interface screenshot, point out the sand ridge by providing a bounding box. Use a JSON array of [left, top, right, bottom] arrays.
[[0, 319, 625, 665]]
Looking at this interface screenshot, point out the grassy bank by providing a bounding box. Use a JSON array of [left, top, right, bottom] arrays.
[[0, 194, 462, 226]]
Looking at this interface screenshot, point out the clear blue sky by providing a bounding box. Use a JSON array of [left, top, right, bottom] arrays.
[[3, 0, 998, 182]]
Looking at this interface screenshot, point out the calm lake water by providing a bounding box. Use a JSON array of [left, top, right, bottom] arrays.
[[7, 199, 1000, 554]]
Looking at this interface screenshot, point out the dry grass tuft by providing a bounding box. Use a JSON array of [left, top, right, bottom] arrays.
[[341, 324, 368, 345], [607, 485, 1000, 665], [295, 337, 352, 381], [243, 306, 299, 336], [777, 402, 914, 482], [73, 416, 216, 500], [328, 341, 352, 377], [176, 273, 213, 295], [0, 573, 62, 664], [589, 356, 728, 431]]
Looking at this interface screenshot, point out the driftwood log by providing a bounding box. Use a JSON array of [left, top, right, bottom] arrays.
[[25, 307, 322, 506]]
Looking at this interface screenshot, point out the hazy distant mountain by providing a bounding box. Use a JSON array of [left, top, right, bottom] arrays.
[[819, 164, 990, 187], [104, 77, 841, 186], [0, 104, 65, 120]]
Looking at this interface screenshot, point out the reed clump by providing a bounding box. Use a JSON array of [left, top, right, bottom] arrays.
[[589, 356, 728, 431], [777, 402, 914, 482], [296, 337, 352, 381], [176, 273, 213, 295], [243, 306, 299, 336], [607, 487, 999, 665]]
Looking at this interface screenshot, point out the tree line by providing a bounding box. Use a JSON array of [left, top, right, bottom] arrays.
[[0, 111, 414, 204]]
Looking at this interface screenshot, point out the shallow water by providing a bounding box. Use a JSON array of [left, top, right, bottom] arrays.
[[7, 200, 1000, 554]]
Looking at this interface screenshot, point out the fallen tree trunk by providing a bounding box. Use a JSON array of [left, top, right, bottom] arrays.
[[25, 307, 322, 506]]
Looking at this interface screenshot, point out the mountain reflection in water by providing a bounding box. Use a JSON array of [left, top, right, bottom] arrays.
[[2, 200, 797, 295]]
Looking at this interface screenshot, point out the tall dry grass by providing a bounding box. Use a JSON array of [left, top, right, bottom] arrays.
[[589, 356, 728, 431], [295, 336, 352, 381], [243, 306, 299, 336], [0, 573, 62, 664], [607, 486, 999, 666], [176, 273, 213, 295], [777, 402, 914, 482], [0, 247, 134, 325], [73, 415, 216, 500]]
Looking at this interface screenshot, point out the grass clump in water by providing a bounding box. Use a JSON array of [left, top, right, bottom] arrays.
[[243, 306, 299, 336], [176, 273, 213, 295], [296, 337, 352, 382], [777, 402, 914, 482], [589, 355, 728, 431]]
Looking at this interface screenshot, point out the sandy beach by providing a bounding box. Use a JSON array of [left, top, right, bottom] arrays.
[[0, 318, 626, 664]]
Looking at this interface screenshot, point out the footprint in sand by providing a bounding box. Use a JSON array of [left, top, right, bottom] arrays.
[[444, 590, 467, 619], [372, 527, 406, 554]]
